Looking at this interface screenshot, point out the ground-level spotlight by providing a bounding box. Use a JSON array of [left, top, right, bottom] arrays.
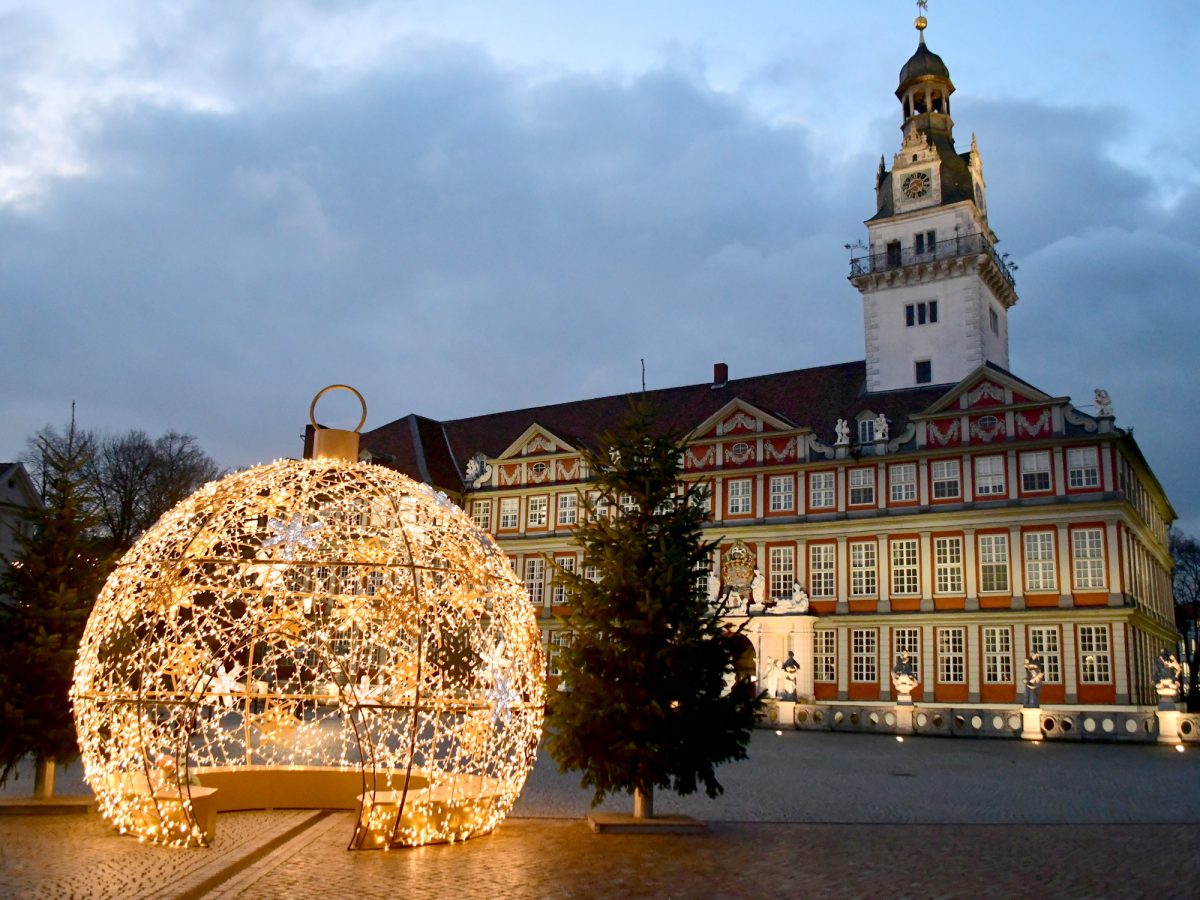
[[775, 730, 783, 736], [895, 736, 904, 743], [1176, 745, 1185, 754]]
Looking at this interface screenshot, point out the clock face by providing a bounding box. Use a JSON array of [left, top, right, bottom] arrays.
[[902, 171, 931, 199]]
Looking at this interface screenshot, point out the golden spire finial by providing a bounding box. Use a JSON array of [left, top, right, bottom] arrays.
[[915, 0, 928, 42]]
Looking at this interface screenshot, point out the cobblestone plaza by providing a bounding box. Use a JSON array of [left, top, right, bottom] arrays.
[[3, 731, 1199, 898]]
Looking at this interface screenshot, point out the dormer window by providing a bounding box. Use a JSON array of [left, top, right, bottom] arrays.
[[858, 419, 875, 444]]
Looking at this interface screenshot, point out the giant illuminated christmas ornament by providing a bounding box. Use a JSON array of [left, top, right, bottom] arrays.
[[71, 386, 545, 849]]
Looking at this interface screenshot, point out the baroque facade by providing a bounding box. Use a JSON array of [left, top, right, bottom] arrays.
[[354, 21, 1176, 712]]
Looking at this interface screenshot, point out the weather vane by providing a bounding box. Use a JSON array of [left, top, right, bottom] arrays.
[[915, 0, 929, 37]]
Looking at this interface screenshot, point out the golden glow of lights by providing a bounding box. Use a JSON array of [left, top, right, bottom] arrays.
[[71, 456, 545, 850], [1177, 745, 1185, 753]]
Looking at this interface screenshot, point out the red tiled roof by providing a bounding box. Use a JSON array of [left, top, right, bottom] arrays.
[[362, 360, 950, 491]]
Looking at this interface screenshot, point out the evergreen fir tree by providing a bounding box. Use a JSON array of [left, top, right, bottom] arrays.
[[0, 417, 110, 794], [545, 399, 759, 817]]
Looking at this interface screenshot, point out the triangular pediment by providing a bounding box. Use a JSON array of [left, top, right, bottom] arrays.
[[689, 399, 796, 442], [495, 423, 577, 461], [922, 365, 1056, 416]]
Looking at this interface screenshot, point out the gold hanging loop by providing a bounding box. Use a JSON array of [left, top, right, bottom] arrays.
[[309, 385, 368, 461]]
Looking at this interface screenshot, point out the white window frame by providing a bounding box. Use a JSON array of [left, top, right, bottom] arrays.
[[768, 545, 795, 601], [1078, 625, 1111, 684], [890, 539, 919, 595], [851, 629, 878, 683], [978, 533, 1010, 593], [1024, 531, 1058, 592], [934, 536, 963, 594], [471, 499, 491, 532], [1071, 527, 1106, 590], [858, 419, 875, 444], [527, 495, 548, 528], [809, 543, 836, 598], [1028, 626, 1062, 683], [499, 497, 519, 530], [768, 474, 794, 512], [813, 631, 836, 682], [850, 541, 877, 597], [937, 627, 966, 684], [809, 471, 835, 509], [551, 555, 575, 604], [619, 493, 638, 516], [848, 468, 875, 506], [1067, 447, 1100, 490], [524, 557, 545, 605], [727, 478, 753, 516], [974, 455, 1006, 497], [893, 627, 920, 675], [931, 459, 961, 500], [983, 626, 1013, 683], [889, 463, 916, 503], [1020, 450, 1052, 493], [556, 492, 578, 526]]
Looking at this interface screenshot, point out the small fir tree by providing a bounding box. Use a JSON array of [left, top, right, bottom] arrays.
[[545, 399, 759, 818], [0, 417, 110, 795]]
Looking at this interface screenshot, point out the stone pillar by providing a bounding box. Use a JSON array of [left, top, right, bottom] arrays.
[[1009, 526, 1025, 609], [792, 615, 816, 700], [964, 527, 978, 610], [1021, 707, 1043, 741]]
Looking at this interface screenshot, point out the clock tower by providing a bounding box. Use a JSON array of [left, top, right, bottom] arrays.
[[849, 13, 1018, 394]]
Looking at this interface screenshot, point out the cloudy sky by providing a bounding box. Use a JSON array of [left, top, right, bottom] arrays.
[[1, 1, 1197, 532]]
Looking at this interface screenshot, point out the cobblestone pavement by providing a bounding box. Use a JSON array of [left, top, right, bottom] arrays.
[[3, 732, 1199, 899]]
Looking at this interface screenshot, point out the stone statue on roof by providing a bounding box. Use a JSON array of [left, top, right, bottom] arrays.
[[464, 451, 491, 488], [835, 419, 850, 445], [874, 413, 889, 441], [1094, 389, 1113, 418]]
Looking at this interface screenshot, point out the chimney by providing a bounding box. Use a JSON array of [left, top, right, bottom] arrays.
[[712, 362, 728, 389]]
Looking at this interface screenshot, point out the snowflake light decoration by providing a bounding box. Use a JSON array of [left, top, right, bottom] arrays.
[[71, 387, 545, 850]]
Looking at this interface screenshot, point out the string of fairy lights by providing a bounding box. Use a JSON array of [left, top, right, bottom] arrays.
[[71, 452, 545, 849]]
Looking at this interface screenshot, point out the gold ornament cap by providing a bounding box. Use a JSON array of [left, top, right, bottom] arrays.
[[309, 384, 367, 461]]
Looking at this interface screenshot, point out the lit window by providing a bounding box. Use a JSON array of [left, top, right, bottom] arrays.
[[850, 541, 877, 597], [890, 539, 919, 595], [858, 419, 875, 443], [768, 475, 794, 512], [1067, 447, 1100, 489], [1020, 451, 1052, 492], [1071, 527, 1106, 589], [893, 627, 920, 675], [527, 496, 548, 528], [552, 556, 575, 604], [1028, 627, 1061, 683], [974, 455, 1006, 496], [849, 468, 875, 506], [1078, 625, 1111, 683], [768, 546, 795, 600], [499, 497, 519, 530], [937, 627, 965, 683], [889, 463, 916, 503], [524, 557, 545, 604], [851, 629, 877, 682], [619, 493, 638, 516], [978, 533, 1009, 592], [809, 544, 835, 598], [813, 631, 836, 682], [983, 626, 1013, 683], [934, 536, 963, 593], [727, 478, 753, 516], [809, 472, 835, 509], [931, 459, 961, 499], [556, 493, 578, 526], [471, 500, 491, 532], [1023, 531, 1057, 592]]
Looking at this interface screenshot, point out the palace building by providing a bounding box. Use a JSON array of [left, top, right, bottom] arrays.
[[353, 18, 1177, 712]]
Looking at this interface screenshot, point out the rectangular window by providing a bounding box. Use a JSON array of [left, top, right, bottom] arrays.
[[556, 493, 578, 526], [983, 626, 1013, 683], [499, 497, 519, 530], [768, 546, 795, 600], [978, 533, 1010, 593], [889, 463, 917, 503], [524, 557, 545, 605], [1078, 625, 1111, 683], [584, 564, 600, 583], [1067, 447, 1100, 489], [727, 478, 753, 516], [527, 496, 548, 528], [471, 500, 491, 532], [904, 300, 939, 326], [1028, 626, 1062, 683], [851, 629, 878, 682], [809, 472, 835, 509], [768, 475, 794, 512], [1024, 531, 1057, 592], [1020, 450, 1052, 493], [974, 455, 1006, 497], [813, 631, 836, 682], [893, 627, 920, 675], [858, 419, 875, 443], [931, 459, 961, 499], [937, 627, 966, 683], [809, 544, 836, 598], [587, 491, 608, 520], [552, 555, 575, 604], [547, 630, 571, 677], [850, 541, 877, 597], [989, 307, 1000, 335], [1071, 527, 1106, 590], [915, 360, 932, 384], [849, 468, 875, 506], [619, 493, 638, 516], [890, 539, 919, 595], [934, 536, 963, 593]]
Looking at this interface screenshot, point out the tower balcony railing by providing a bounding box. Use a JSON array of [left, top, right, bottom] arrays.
[[849, 232, 1016, 290]]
